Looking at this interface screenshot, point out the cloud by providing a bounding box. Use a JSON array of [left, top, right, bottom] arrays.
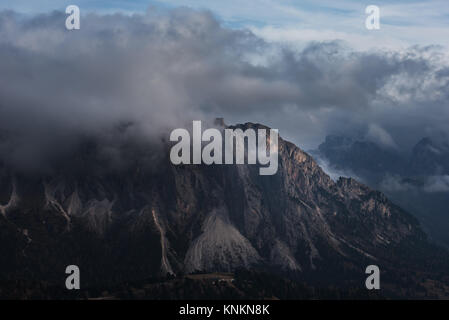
[[423, 175, 449, 192], [366, 124, 397, 149], [379, 175, 415, 192], [0, 8, 449, 172], [312, 154, 362, 182], [380, 174, 449, 193]]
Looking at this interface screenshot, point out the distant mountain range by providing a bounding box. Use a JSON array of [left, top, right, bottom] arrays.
[[1, 123, 449, 299], [312, 135, 449, 249], [315, 135, 449, 178]]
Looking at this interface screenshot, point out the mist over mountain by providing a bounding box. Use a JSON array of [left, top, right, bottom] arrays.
[[1, 123, 449, 299], [1, 7, 449, 299], [313, 134, 449, 249], [1, 8, 449, 167]]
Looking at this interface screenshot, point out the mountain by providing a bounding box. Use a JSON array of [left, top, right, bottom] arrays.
[[1, 123, 449, 299], [410, 137, 449, 175], [314, 135, 406, 182], [315, 135, 449, 178], [313, 134, 449, 249]]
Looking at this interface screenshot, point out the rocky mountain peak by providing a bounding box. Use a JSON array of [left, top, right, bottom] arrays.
[[0, 123, 448, 298]]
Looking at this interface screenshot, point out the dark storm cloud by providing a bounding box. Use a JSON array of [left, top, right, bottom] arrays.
[[0, 8, 448, 171]]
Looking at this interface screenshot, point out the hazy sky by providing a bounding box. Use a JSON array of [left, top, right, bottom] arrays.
[[0, 2, 448, 171], [2, 0, 449, 50]]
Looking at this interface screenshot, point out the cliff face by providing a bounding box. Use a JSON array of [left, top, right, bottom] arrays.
[[0, 123, 448, 297]]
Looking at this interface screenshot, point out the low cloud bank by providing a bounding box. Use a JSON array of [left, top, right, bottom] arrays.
[[0, 8, 448, 171]]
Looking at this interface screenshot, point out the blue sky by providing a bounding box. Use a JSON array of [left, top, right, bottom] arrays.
[[1, 0, 448, 50]]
